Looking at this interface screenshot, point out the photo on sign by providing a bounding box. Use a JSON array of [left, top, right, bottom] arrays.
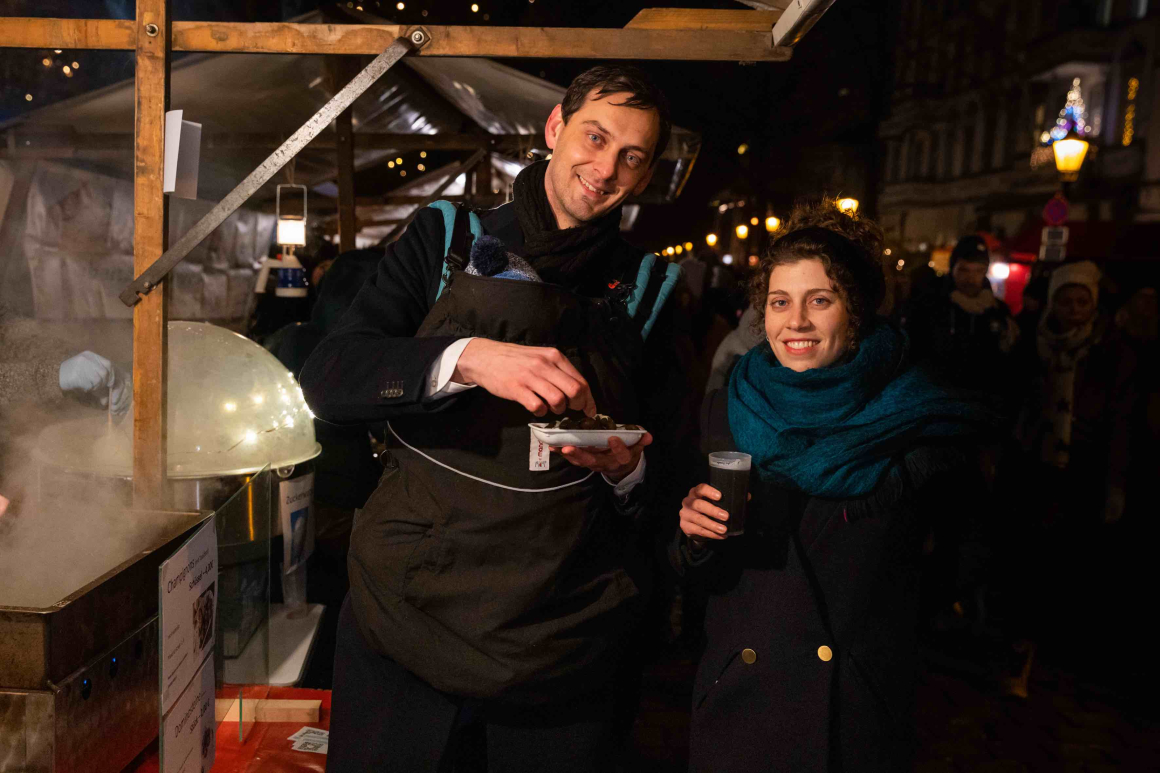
[[193, 582, 216, 651], [289, 507, 310, 566]]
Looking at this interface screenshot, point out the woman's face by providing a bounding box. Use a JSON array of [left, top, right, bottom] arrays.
[[764, 258, 852, 372], [1051, 284, 1095, 331]]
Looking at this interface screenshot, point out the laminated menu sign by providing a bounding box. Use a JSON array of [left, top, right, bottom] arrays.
[[161, 654, 216, 773], [280, 472, 315, 571], [159, 517, 217, 772]]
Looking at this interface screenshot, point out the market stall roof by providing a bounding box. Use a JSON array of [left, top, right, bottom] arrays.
[[0, 10, 699, 209]]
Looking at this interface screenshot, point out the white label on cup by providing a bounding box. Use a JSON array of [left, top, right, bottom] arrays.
[[529, 430, 550, 472]]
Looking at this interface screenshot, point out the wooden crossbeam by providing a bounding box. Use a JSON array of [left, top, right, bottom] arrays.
[[0, 131, 548, 159], [625, 8, 781, 29], [0, 18, 789, 61]]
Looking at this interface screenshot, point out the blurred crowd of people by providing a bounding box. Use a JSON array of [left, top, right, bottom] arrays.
[[674, 233, 1160, 699]]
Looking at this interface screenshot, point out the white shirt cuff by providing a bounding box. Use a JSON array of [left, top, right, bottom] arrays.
[[425, 338, 478, 398], [605, 452, 645, 497]]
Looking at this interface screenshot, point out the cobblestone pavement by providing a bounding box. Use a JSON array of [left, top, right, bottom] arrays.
[[624, 648, 1160, 772]]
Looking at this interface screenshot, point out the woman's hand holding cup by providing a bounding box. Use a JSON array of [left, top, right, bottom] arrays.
[[680, 483, 732, 545]]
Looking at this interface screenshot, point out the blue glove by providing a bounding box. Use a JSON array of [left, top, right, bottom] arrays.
[[59, 351, 132, 415]]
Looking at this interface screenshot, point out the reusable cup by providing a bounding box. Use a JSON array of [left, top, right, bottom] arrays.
[[708, 451, 751, 537]]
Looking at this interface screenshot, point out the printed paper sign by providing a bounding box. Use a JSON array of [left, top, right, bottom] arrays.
[[280, 473, 315, 571], [159, 518, 217, 715], [163, 109, 202, 200], [161, 654, 216, 773]]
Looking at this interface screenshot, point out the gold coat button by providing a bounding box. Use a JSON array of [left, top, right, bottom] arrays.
[[741, 648, 757, 665], [817, 645, 833, 662]]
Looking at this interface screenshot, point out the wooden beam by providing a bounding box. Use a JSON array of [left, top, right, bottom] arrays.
[[329, 57, 358, 253], [0, 17, 134, 49], [0, 132, 548, 159], [626, 8, 781, 30], [0, 19, 789, 61], [215, 698, 321, 723], [132, 0, 170, 508]]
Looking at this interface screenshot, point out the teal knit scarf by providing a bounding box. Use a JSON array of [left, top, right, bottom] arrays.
[[727, 320, 998, 498]]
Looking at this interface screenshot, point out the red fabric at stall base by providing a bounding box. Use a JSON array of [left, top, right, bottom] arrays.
[[124, 688, 331, 773]]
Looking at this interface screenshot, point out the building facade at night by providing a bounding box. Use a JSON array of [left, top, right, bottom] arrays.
[[878, 0, 1160, 263]]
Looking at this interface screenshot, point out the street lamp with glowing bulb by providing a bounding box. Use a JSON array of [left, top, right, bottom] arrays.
[[765, 216, 780, 232], [735, 224, 749, 239], [837, 198, 859, 214], [1053, 130, 1090, 182], [706, 233, 718, 247]]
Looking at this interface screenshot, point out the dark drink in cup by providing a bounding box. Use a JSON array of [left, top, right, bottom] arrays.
[[708, 452, 751, 537]]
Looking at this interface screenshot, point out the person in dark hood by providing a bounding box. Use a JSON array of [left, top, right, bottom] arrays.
[[264, 250, 384, 689], [300, 66, 685, 771], [905, 234, 1019, 406]]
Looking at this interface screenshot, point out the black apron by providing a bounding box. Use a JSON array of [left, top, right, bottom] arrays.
[[348, 236, 660, 705]]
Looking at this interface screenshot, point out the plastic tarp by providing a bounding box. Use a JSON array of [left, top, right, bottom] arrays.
[[9, 160, 273, 320]]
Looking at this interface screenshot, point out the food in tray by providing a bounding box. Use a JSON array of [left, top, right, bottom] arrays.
[[548, 414, 642, 431]]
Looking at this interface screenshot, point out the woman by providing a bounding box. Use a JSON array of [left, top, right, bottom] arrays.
[[672, 201, 998, 772]]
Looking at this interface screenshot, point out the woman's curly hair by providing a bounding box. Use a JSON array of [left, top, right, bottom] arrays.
[[749, 198, 888, 347]]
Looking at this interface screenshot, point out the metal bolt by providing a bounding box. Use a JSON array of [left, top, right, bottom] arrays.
[[410, 29, 427, 45], [142, 281, 152, 291], [144, 23, 159, 37]]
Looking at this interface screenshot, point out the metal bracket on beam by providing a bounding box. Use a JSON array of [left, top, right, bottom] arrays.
[[119, 35, 417, 307]]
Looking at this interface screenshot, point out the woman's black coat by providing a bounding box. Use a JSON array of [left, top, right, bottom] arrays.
[[672, 389, 968, 773]]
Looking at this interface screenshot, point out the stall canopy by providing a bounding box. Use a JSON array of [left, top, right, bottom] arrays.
[[0, 10, 700, 320]]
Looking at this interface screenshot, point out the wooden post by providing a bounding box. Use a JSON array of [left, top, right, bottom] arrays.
[[476, 152, 494, 199], [132, 0, 171, 507], [331, 57, 358, 253]]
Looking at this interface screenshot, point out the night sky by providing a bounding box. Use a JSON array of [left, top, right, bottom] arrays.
[[0, 0, 896, 251]]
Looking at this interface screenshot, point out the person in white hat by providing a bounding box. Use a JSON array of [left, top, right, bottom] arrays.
[[1003, 260, 1137, 698]]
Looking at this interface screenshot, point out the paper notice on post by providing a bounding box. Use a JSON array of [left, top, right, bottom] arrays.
[[159, 518, 217, 715], [163, 109, 202, 200], [160, 651, 216, 773], [280, 473, 315, 571]]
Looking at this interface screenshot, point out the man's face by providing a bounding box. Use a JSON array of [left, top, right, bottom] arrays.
[[952, 260, 989, 297], [543, 90, 659, 228]]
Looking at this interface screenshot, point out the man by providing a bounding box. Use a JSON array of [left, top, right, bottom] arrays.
[[906, 234, 1018, 401], [300, 66, 682, 771]]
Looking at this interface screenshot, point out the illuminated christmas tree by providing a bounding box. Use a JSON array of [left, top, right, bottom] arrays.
[[1041, 77, 1090, 145]]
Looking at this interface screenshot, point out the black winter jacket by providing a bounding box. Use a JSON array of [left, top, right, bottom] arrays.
[[672, 389, 969, 773]]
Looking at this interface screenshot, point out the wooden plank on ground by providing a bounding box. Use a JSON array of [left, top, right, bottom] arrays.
[[626, 8, 781, 30], [132, 0, 170, 508], [215, 698, 321, 723]]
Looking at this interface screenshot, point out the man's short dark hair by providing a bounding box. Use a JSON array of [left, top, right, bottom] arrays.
[[561, 65, 672, 167]]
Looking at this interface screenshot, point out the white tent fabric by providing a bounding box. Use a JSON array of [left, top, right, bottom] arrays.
[[0, 11, 698, 320]]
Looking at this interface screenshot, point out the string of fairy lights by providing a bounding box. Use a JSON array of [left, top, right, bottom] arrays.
[[655, 199, 860, 268], [16, 1, 538, 106]]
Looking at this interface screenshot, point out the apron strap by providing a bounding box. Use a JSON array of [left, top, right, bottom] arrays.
[[430, 201, 483, 302], [388, 423, 595, 493]]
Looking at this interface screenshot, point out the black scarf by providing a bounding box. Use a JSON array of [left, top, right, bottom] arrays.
[[512, 161, 624, 290]]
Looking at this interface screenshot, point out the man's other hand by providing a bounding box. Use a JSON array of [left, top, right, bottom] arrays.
[[453, 339, 597, 417], [553, 433, 652, 482]]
